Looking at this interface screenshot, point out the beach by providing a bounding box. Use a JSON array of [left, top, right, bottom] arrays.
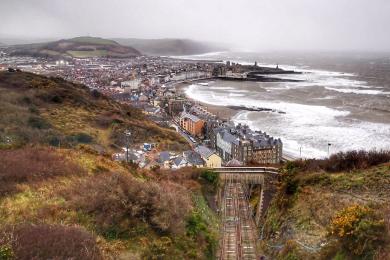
[[174, 81, 239, 121]]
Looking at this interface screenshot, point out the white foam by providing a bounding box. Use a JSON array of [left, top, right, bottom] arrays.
[[325, 87, 390, 95], [185, 84, 390, 158]]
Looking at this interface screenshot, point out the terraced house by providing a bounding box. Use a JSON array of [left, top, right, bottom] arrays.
[[211, 124, 282, 165]]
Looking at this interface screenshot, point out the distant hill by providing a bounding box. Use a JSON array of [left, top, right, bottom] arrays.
[[10, 36, 141, 59], [113, 38, 227, 56]]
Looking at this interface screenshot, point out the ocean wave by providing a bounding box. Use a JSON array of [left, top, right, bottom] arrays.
[[232, 110, 390, 159], [186, 83, 390, 158], [325, 87, 390, 95]]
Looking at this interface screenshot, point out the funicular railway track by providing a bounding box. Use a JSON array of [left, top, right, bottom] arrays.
[[220, 180, 258, 259]]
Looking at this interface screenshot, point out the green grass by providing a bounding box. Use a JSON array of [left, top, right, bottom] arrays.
[[188, 193, 220, 259]]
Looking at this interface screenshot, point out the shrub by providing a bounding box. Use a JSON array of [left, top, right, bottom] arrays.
[[69, 132, 93, 144], [142, 237, 173, 260], [0, 245, 13, 260], [91, 89, 101, 98], [324, 150, 390, 172], [186, 212, 207, 237], [329, 205, 387, 258], [27, 116, 51, 129], [200, 170, 219, 186], [287, 150, 390, 173], [63, 173, 192, 237], [0, 224, 102, 260], [0, 147, 84, 195]]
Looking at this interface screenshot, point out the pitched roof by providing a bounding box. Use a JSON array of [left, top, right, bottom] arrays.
[[157, 151, 171, 163], [225, 159, 243, 167], [173, 156, 187, 166], [180, 112, 202, 123], [195, 145, 215, 159], [183, 150, 204, 166]]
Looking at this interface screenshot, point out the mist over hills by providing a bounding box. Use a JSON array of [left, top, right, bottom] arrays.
[[3, 36, 227, 57], [8, 36, 141, 59], [112, 38, 228, 56]]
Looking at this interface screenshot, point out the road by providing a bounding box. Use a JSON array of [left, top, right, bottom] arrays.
[[220, 182, 258, 260], [170, 121, 198, 146]]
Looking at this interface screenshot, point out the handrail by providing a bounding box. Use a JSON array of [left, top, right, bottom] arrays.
[[212, 166, 279, 171]]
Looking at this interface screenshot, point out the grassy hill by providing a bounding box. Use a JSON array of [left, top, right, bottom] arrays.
[[0, 71, 219, 259], [113, 38, 226, 56], [259, 151, 390, 260], [10, 36, 141, 59]]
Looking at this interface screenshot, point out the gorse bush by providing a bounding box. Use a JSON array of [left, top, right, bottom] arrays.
[[0, 224, 102, 260], [329, 205, 388, 258]]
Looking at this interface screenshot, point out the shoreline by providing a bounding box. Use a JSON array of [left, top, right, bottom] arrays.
[[174, 80, 240, 121], [173, 80, 299, 161]]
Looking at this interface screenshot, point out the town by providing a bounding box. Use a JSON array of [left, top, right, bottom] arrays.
[[0, 48, 284, 169]]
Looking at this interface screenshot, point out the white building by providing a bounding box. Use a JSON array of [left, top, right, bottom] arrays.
[[121, 79, 141, 90]]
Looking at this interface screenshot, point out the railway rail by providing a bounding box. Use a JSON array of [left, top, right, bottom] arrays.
[[219, 180, 258, 259]]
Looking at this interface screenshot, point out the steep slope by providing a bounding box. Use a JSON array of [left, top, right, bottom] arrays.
[[0, 71, 220, 259], [259, 153, 390, 260], [10, 36, 141, 59], [0, 70, 186, 151], [114, 38, 226, 56]]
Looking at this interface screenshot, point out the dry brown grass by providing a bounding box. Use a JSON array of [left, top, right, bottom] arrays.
[[0, 224, 103, 260], [0, 147, 84, 196]]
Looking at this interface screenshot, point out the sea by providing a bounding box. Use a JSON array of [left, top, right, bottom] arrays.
[[175, 51, 390, 159]]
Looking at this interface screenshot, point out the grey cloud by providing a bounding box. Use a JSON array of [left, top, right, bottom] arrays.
[[1, 0, 390, 51]]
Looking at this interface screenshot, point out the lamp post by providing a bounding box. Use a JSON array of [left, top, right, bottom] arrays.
[[124, 130, 131, 163], [327, 143, 332, 157]]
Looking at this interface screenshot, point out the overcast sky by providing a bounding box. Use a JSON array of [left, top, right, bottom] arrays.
[[1, 0, 390, 51]]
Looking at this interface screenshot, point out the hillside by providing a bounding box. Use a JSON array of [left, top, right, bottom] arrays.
[[10, 36, 141, 59], [113, 38, 226, 56], [259, 152, 390, 260], [0, 71, 219, 259]]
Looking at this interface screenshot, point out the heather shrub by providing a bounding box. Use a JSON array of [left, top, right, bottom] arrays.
[[63, 173, 192, 237], [0, 147, 84, 195], [0, 224, 102, 260]]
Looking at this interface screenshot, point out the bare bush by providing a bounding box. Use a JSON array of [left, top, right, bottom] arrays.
[[0, 147, 84, 195], [0, 224, 102, 260], [63, 172, 192, 236], [288, 150, 390, 173]]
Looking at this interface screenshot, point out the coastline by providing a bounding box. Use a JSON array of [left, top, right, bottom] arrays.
[[173, 80, 298, 161], [174, 80, 240, 121]]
